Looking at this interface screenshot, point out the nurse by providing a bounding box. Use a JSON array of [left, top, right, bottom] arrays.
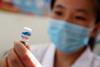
[[0, 0, 100, 67]]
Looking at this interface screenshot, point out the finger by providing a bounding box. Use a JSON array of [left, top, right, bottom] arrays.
[[20, 41, 30, 50], [7, 49, 24, 67], [25, 45, 30, 50], [14, 41, 38, 67], [0, 57, 7, 67]]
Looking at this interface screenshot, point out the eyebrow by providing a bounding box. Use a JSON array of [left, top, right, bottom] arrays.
[[55, 4, 66, 9], [76, 9, 89, 14], [55, 4, 88, 11]]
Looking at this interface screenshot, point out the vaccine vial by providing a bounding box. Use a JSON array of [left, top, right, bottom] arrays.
[[21, 27, 32, 44]]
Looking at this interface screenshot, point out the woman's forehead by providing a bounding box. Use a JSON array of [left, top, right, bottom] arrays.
[[54, 0, 95, 12]]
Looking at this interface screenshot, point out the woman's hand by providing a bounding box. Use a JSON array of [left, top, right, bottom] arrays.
[[0, 41, 41, 67]]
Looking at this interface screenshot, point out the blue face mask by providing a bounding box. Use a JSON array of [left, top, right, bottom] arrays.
[[48, 19, 90, 53]]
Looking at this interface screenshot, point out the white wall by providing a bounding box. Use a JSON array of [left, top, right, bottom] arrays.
[[0, 11, 50, 57]]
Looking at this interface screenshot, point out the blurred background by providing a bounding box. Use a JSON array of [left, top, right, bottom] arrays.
[[0, 0, 100, 57]]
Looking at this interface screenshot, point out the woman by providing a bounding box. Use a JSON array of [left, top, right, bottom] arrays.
[[0, 0, 100, 67]]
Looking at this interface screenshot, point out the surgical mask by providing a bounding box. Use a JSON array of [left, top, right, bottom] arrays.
[[48, 19, 90, 53]]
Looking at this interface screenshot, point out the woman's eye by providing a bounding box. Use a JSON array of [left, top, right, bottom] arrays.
[[75, 16, 86, 21], [54, 11, 63, 16]]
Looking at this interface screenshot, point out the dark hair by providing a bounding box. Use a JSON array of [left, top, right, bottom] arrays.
[[88, 37, 96, 51], [50, 0, 56, 10], [50, 0, 100, 51], [50, 0, 100, 23]]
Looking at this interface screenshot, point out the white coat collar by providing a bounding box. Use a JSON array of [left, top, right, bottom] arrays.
[[72, 48, 94, 67], [41, 44, 94, 67]]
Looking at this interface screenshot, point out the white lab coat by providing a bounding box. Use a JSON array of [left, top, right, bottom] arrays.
[[30, 44, 100, 67]]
